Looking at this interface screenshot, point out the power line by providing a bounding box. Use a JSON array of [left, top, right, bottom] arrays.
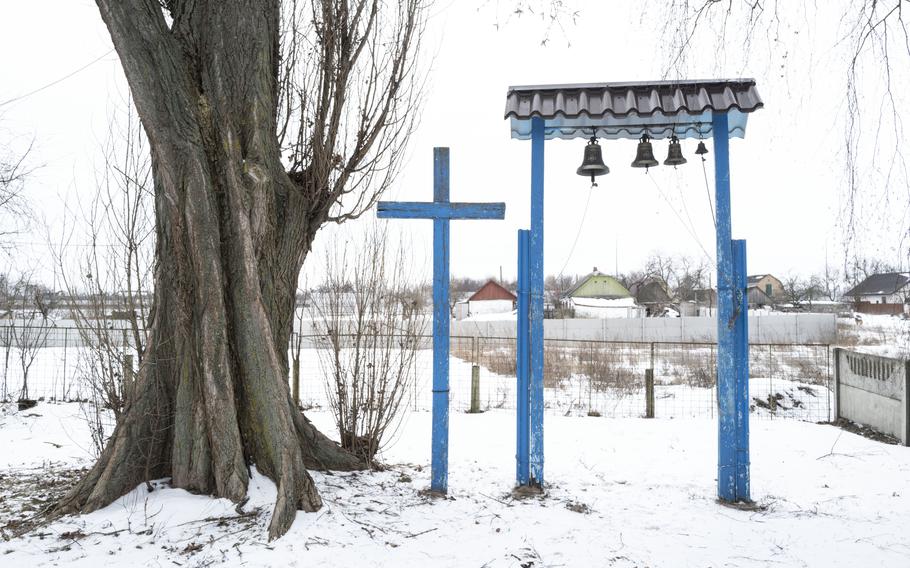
[[4, 240, 127, 249], [0, 49, 116, 109]]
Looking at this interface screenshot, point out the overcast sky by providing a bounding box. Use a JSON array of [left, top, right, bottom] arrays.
[[1, 1, 907, 287]]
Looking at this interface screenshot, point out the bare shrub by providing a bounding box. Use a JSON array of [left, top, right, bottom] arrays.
[[686, 366, 714, 389], [52, 107, 151, 444], [312, 225, 427, 462], [577, 341, 639, 396]]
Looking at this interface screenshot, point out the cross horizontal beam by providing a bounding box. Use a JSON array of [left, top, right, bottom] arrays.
[[377, 201, 505, 220]]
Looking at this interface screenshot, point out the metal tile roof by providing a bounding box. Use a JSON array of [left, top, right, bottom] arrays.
[[505, 79, 763, 141], [468, 280, 516, 302], [843, 272, 910, 297]]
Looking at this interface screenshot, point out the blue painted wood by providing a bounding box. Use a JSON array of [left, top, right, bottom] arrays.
[[431, 147, 450, 493], [377, 147, 505, 494], [529, 116, 545, 486], [732, 239, 751, 501], [713, 112, 738, 502], [377, 202, 506, 220], [516, 229, 531, 485]]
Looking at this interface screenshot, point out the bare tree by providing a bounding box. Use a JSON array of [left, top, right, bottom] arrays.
[[674, 256, 711, 302], [648, 1, 910, 268], [57, 1, 426, 539], [482, 0, 581, 45], [311, 225, 427, 462], [0, 132, 34, 249], [781, 273, 810, 308], [815, 263, 844, 302], [4, 275, 55, 407]]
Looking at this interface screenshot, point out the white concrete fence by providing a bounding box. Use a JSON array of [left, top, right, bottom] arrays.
[[451, 313, 838, 344], [834, 348, 909, 445]]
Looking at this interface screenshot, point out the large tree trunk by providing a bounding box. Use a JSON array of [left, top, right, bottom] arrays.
[[57, 0, 365, 540]]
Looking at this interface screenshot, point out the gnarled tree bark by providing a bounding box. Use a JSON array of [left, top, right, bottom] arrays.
[[56, 0, 423, 540]]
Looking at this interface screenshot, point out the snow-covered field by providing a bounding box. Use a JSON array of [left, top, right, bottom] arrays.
[[838, 314, 910, 359], [2, 402, 909, 567]]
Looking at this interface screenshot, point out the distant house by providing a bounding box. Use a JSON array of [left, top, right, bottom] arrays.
[[747, 274, 784, 300], [567, 268, 632, 300], [843, 272, 910, 314], [678, 288, 716, 316], [745, 286, 773, 307], [680, 285, 771, 315], [564, 268, 643, 318], [454, 280, 516, 320], [629, 280, 672, 316]]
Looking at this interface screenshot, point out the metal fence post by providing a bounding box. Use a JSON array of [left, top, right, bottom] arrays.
[[645, 368, 655, 418], [833, 347, 842, 420], [825, 345, 831, 421], [469, 364, 481, 413], [61, 327, 68, 401], [768, 344, 775, 416], [904, 359, 909, 446]]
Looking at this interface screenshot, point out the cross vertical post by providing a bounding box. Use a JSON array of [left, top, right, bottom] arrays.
[[714, 112, 751, 502], [529, 116, 545, 486], [431, 148, 451, 493], [377, 147, 505, 494]]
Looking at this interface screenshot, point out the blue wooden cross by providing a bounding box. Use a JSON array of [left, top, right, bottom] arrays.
[[377, 147, 505, 493]]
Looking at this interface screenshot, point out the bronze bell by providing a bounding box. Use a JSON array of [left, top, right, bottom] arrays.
[[631, 133, 659, 169], [663, 135, 687, 167], [695, 140, 709, 160], [576, 136, 609, 185]]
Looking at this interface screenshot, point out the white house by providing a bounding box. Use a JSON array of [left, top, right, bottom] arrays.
[[455, 280, 516, 320], [843, 272, 910, 306], [571, 296, 645, 319]]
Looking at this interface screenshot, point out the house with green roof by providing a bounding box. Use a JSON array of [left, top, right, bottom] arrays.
[[566, 268, 633, 299], [564, 268, 643, 318]]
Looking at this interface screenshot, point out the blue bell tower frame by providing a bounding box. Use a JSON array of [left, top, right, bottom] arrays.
[[506, 79, 763, 502]]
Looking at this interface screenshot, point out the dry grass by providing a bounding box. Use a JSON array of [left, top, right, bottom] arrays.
[[455, 337, 833, 394]]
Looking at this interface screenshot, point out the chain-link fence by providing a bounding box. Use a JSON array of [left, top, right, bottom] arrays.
[[0, 325, 833, 422]]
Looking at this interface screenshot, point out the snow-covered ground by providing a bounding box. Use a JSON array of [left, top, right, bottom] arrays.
[[2, 402, 909, 567], [838, 314, 910, 359]]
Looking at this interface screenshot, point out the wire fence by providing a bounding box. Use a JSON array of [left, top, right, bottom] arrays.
[[0, 325, 833, 422]]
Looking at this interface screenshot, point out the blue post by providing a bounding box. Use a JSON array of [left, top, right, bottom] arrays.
[[377, 147, 505, 495], [431, 148, 450, 493], [516, 229, 531, 485], [713, 112, 749, 502], [732, 239, 751, 500], [528, 117, 545, 486]]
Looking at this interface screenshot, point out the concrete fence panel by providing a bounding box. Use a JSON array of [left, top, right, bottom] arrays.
[[451, 313, 836, 344], [835, 348, 909, 445]]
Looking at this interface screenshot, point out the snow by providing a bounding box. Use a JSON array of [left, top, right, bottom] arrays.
[[837, 314, 910, 359], [461, 309, 517, 322], [2, 402, 910, 566]]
